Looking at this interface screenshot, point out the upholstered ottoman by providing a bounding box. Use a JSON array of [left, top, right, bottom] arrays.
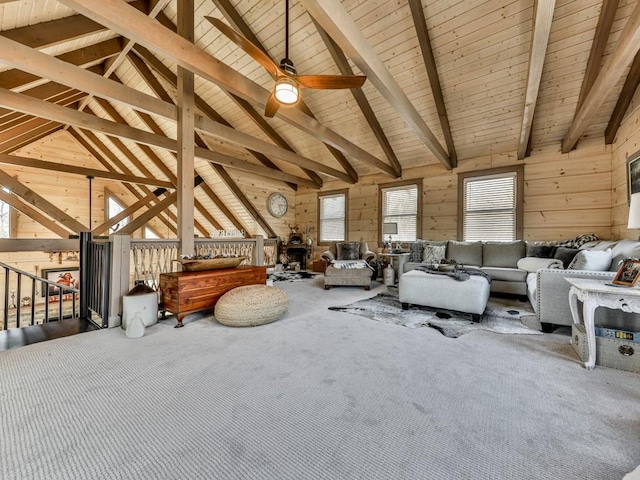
[[399, 269, 490, 320], [215, 285, 289, 326], [324, 260, 372, 290]]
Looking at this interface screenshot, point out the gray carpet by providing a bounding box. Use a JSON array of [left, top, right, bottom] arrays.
[[329, 291, 540, 338], [2, 276, 640, 479]]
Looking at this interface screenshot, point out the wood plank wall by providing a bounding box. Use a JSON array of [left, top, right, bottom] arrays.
[[296, 138, 617, 259]]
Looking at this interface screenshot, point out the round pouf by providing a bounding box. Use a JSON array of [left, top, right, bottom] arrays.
[[215, 285, 289, 327]]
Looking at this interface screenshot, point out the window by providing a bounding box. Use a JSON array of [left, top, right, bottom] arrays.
[[0, 197, 9, 238], [107, 194, 129, 234], [144, 227, 160, 239], [458, 166, 524, 241], [318, 190, 348, 244], [379, 181, 421, 243]]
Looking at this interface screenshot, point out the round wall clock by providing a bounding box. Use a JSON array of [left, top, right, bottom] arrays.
[[267, 192, 288, 217]]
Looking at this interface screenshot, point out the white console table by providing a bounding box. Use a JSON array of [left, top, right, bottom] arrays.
[[566, 278, 640, 370]]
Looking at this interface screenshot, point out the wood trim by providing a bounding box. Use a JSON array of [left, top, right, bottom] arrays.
[[377, 179, 423, 247], [456, 165, 525, 241], [317, 188, 349, 246], [300, 0, 451, 170], [577, 0, 620, 110], [562, 0, 640, 153], [605, 50, 640, 144], [517, 0, 556, 160], [408, 0, 457, 167]]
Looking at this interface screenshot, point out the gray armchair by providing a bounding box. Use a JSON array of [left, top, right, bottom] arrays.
[[320, 241, 377, 290]]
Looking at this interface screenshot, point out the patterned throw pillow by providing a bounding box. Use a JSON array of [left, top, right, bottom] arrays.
[[423, 245, 446, 264], [337, 242, 361, 260], [559, 233, 600, 249], [408, 241, 425, 263]]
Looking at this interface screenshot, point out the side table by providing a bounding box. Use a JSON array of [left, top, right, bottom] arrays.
[[381, 252, 410, 285], [566, 278, 640, 370]]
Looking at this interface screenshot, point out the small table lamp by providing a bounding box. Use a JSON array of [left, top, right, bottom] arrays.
[[382, 222, 398, 244], [629, 193, 640, 239]]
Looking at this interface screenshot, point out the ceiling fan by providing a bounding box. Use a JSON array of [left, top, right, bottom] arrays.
[[205, 0, 366, 118]]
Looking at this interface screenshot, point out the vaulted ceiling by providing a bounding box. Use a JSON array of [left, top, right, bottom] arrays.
[[0, 0, 638, 238]]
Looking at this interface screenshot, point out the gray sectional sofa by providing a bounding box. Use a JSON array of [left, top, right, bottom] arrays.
[[403, 239, 640, 331]]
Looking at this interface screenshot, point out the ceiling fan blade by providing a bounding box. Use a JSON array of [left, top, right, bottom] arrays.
[[265, 91, 281, 117], [205, 16, 281, 79], [295, 74, 367, 90]]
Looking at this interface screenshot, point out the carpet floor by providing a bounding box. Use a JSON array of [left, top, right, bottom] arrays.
[[1, 276, 640, 479]]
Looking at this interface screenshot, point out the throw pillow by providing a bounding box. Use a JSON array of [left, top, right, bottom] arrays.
[[559, 233, 600, 248], [526, 245, 556, 258], [516, 257, 563, 273], [408, 241, 424, 263], [568, 249, 612, 271], [423, 245, 446, 264], [337, 242, 360, 261], [553, 247, 580, 269]]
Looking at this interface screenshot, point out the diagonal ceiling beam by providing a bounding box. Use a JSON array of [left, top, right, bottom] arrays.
[[0, 168, 87, 233], [312, 18, 402, 175], [407, 0, 456, 166], [605, 50, 640, 144], [202, 4, 359, 182], [69, 127, 178, 235], [0, 188, 74, 238], [562, 0, 640, 153], [0, 36, 349, 181], [577, 0, 620, 110], [92, 188, 168, 236], [0, 153, 174, 189], [298, 0, 451, 169], [56, 0, 395, 177], [0, 120, 62, 155], [517, 0, 555, 160], [118, 191, 178, 235]]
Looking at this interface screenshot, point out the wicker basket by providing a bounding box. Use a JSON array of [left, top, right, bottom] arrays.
[[175, 256, 248, 272]]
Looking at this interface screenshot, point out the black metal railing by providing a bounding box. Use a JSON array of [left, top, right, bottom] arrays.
[[80, 232, 110, 328]]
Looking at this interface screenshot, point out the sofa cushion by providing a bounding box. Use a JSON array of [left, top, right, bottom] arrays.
[[609, 240, 640, 272], [423, 245, 446, 264], [568, 249, 612, 271], [526, 244, 556, 258], [480, 267, 528, 283], [553, 247, 580, 268], [447, 241, 482, 266], [483, 241, 525, 268], [336, 242, 360, 260]]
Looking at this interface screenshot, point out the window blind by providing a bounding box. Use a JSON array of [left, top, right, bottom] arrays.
[[381, 184, 418, 242], [319, 193, 346, 242], [463, 173, 516, 241]]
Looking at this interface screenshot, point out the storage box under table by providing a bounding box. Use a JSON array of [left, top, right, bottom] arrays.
[[572, 323, 640, 374]]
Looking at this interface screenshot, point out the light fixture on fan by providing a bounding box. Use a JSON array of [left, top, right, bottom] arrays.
[[205, 0, 366, 117], [274, 77, 299, 104]]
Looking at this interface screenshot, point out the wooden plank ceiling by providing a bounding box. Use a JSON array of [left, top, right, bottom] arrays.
[[0, 0, 638, 238]]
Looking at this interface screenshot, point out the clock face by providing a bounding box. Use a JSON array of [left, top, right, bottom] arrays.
[[268, 193, 288, 217]]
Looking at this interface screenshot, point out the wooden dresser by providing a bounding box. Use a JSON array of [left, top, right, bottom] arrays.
[[159, 266, 267, 328]]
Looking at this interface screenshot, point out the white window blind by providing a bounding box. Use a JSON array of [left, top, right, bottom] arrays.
[[108, 196, 129, 234], [319, 193, 346, 242], [381, 184, 418, 242], [463, 172, 516, 241]]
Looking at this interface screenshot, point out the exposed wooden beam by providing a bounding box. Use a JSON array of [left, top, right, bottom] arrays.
[[299, 0, 451, 169], [197, 182, 247, 234], [407, 0, 456, 167], [562, 0, 640, 153], [0, 120, 62, 155], [517, 0, 555, 160], [605, 50, 640, 144], [56, 0, 395, 177], [128, 48, 310, 190], [0, 153, 174, 189], [118, 192, 177, 235], [0, 38, 121, 92], [200, 6, 359, 182], [0, 37, 347, 181], [0, 188, 73, 238], [0, 168, 87, 233], [0, 88, 321, 187], [577, 0, 620, 110], [69, 128, 178, 235], [92, 188, 168, 235]]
